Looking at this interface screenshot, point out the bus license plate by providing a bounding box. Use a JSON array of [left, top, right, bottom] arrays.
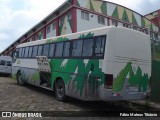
[[128, 86, 138, 92]]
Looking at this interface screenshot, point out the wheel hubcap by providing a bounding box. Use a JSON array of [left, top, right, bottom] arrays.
[[57, 84, 64, 97]]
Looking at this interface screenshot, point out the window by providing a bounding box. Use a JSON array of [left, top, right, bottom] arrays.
[[133, 26, 137, 30], [29, 38, 32, 42], [138, 28, 142, 32], [53, 22, 56, 30], [6, 61, 12, 66], [55, 43, 64, 57], [63, 42, 70, 57], [118, 22, 123, 26], [19, 48, 22, 58], [95, 36, 106, 57], [24, 47, 29, 58], [81, 11, 89, 20], [154, 33, 158, 41], [36, 34, 39, 40], [13, 49, 19, 62], [67, 12, 72, 21], [16, 49, 19, 58], [143, 29, 148, 34], [42, 44, 49, 56], [28, 47, 33, 58], [123, 23, 131, 28], [98, 16, 105, 25], [36, 31, 44, 40], [0, 60, 6, 65], [150, 32, 153, 39], [32, 46, 38, 57], [59, 17, 65, 26], [47, 26, 51, 34], [49, 44, 55, 58], [72, 40, 83, 57], [112, 20, 118, 26], [21, 48, 25, 58], [82, 39, 94, 57], [37, 45, 43, 56]]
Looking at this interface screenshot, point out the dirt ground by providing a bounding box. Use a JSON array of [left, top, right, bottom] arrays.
[[0, 76, 159, 120]]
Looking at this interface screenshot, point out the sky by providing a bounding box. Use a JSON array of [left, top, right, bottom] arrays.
[[0, 0, 160, 53]]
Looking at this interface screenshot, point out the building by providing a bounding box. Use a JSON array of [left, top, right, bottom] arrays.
[[0, 0, 159, 56], [145, 9, 160, 32], [0, 0, 160, 102]]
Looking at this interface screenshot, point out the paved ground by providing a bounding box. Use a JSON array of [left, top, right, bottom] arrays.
[[0, 75, 160, 120]]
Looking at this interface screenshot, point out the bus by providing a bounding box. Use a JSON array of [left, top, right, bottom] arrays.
[[12, 26, 151, 101], [0, 56, 12, 75]]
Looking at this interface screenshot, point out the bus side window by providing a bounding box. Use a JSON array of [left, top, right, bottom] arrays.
[[16, 48, 19, 58], [49, 44, 55, 58], [82, 38, 94, 57], [24, 47, 29, 58], [42, 44, 49, 56], [37, 45, 43, 56], [63, 42, 70, 57], [32, 46, 38, 57], [72, 40, 83, 57], [12, 49, 19, 63], [6, 61, 12, 66], [19, 48, 22, 58], [0, 60, 6, 66], [28, 46, 33, 58], [21, 48, 25, 58], [55, 42, 64, 57], [95, 36, 106, 57]]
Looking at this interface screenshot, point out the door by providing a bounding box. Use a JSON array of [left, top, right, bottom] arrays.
[[5, 61, 12, 74], [0, 60, 6, 73]]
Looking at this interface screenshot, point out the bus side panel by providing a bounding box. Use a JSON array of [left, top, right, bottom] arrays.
[[12, 59, 40, 86], [50, 58, 105, 101]]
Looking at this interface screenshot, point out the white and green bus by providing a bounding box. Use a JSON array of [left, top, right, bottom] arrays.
[[12, 26, 151, 101]]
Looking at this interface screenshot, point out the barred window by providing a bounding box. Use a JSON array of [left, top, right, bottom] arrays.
[[47, 26, 51, 34], [98, 16, 105, 25], [81, 11, 89, 20], [53, 22, 56, 30]]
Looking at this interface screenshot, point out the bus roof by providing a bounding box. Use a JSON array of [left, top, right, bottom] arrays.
[[16, 26, 148, 48]]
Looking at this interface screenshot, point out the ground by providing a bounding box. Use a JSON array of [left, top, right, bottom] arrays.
[[0, 75, 159, 120]]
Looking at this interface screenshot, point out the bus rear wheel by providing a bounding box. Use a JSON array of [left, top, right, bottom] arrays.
[[55, 79, 67, 101], [16, 72, 25, 86]]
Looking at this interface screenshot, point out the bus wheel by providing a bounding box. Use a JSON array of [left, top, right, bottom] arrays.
[[16, 72, 25, 86], [55, 79, 66, 101]]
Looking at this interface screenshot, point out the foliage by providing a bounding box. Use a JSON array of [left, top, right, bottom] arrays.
[[79, 32, 94, 39]]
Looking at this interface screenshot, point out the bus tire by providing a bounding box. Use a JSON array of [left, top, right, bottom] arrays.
[[55, 79, 67, 101], [16, 72, 25, 86]]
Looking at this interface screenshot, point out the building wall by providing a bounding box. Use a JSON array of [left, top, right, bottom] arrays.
[[59, 12, 73, 35], [1, 0, 160, 57], [76, 0, 159, 32], [35, 30, 44, 40], [77, 9, 107, 32], [46, 22, 56, 38], [145, 10, 160, 33], [27, 36, 34, 42], [145, 11, 159, 20]]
